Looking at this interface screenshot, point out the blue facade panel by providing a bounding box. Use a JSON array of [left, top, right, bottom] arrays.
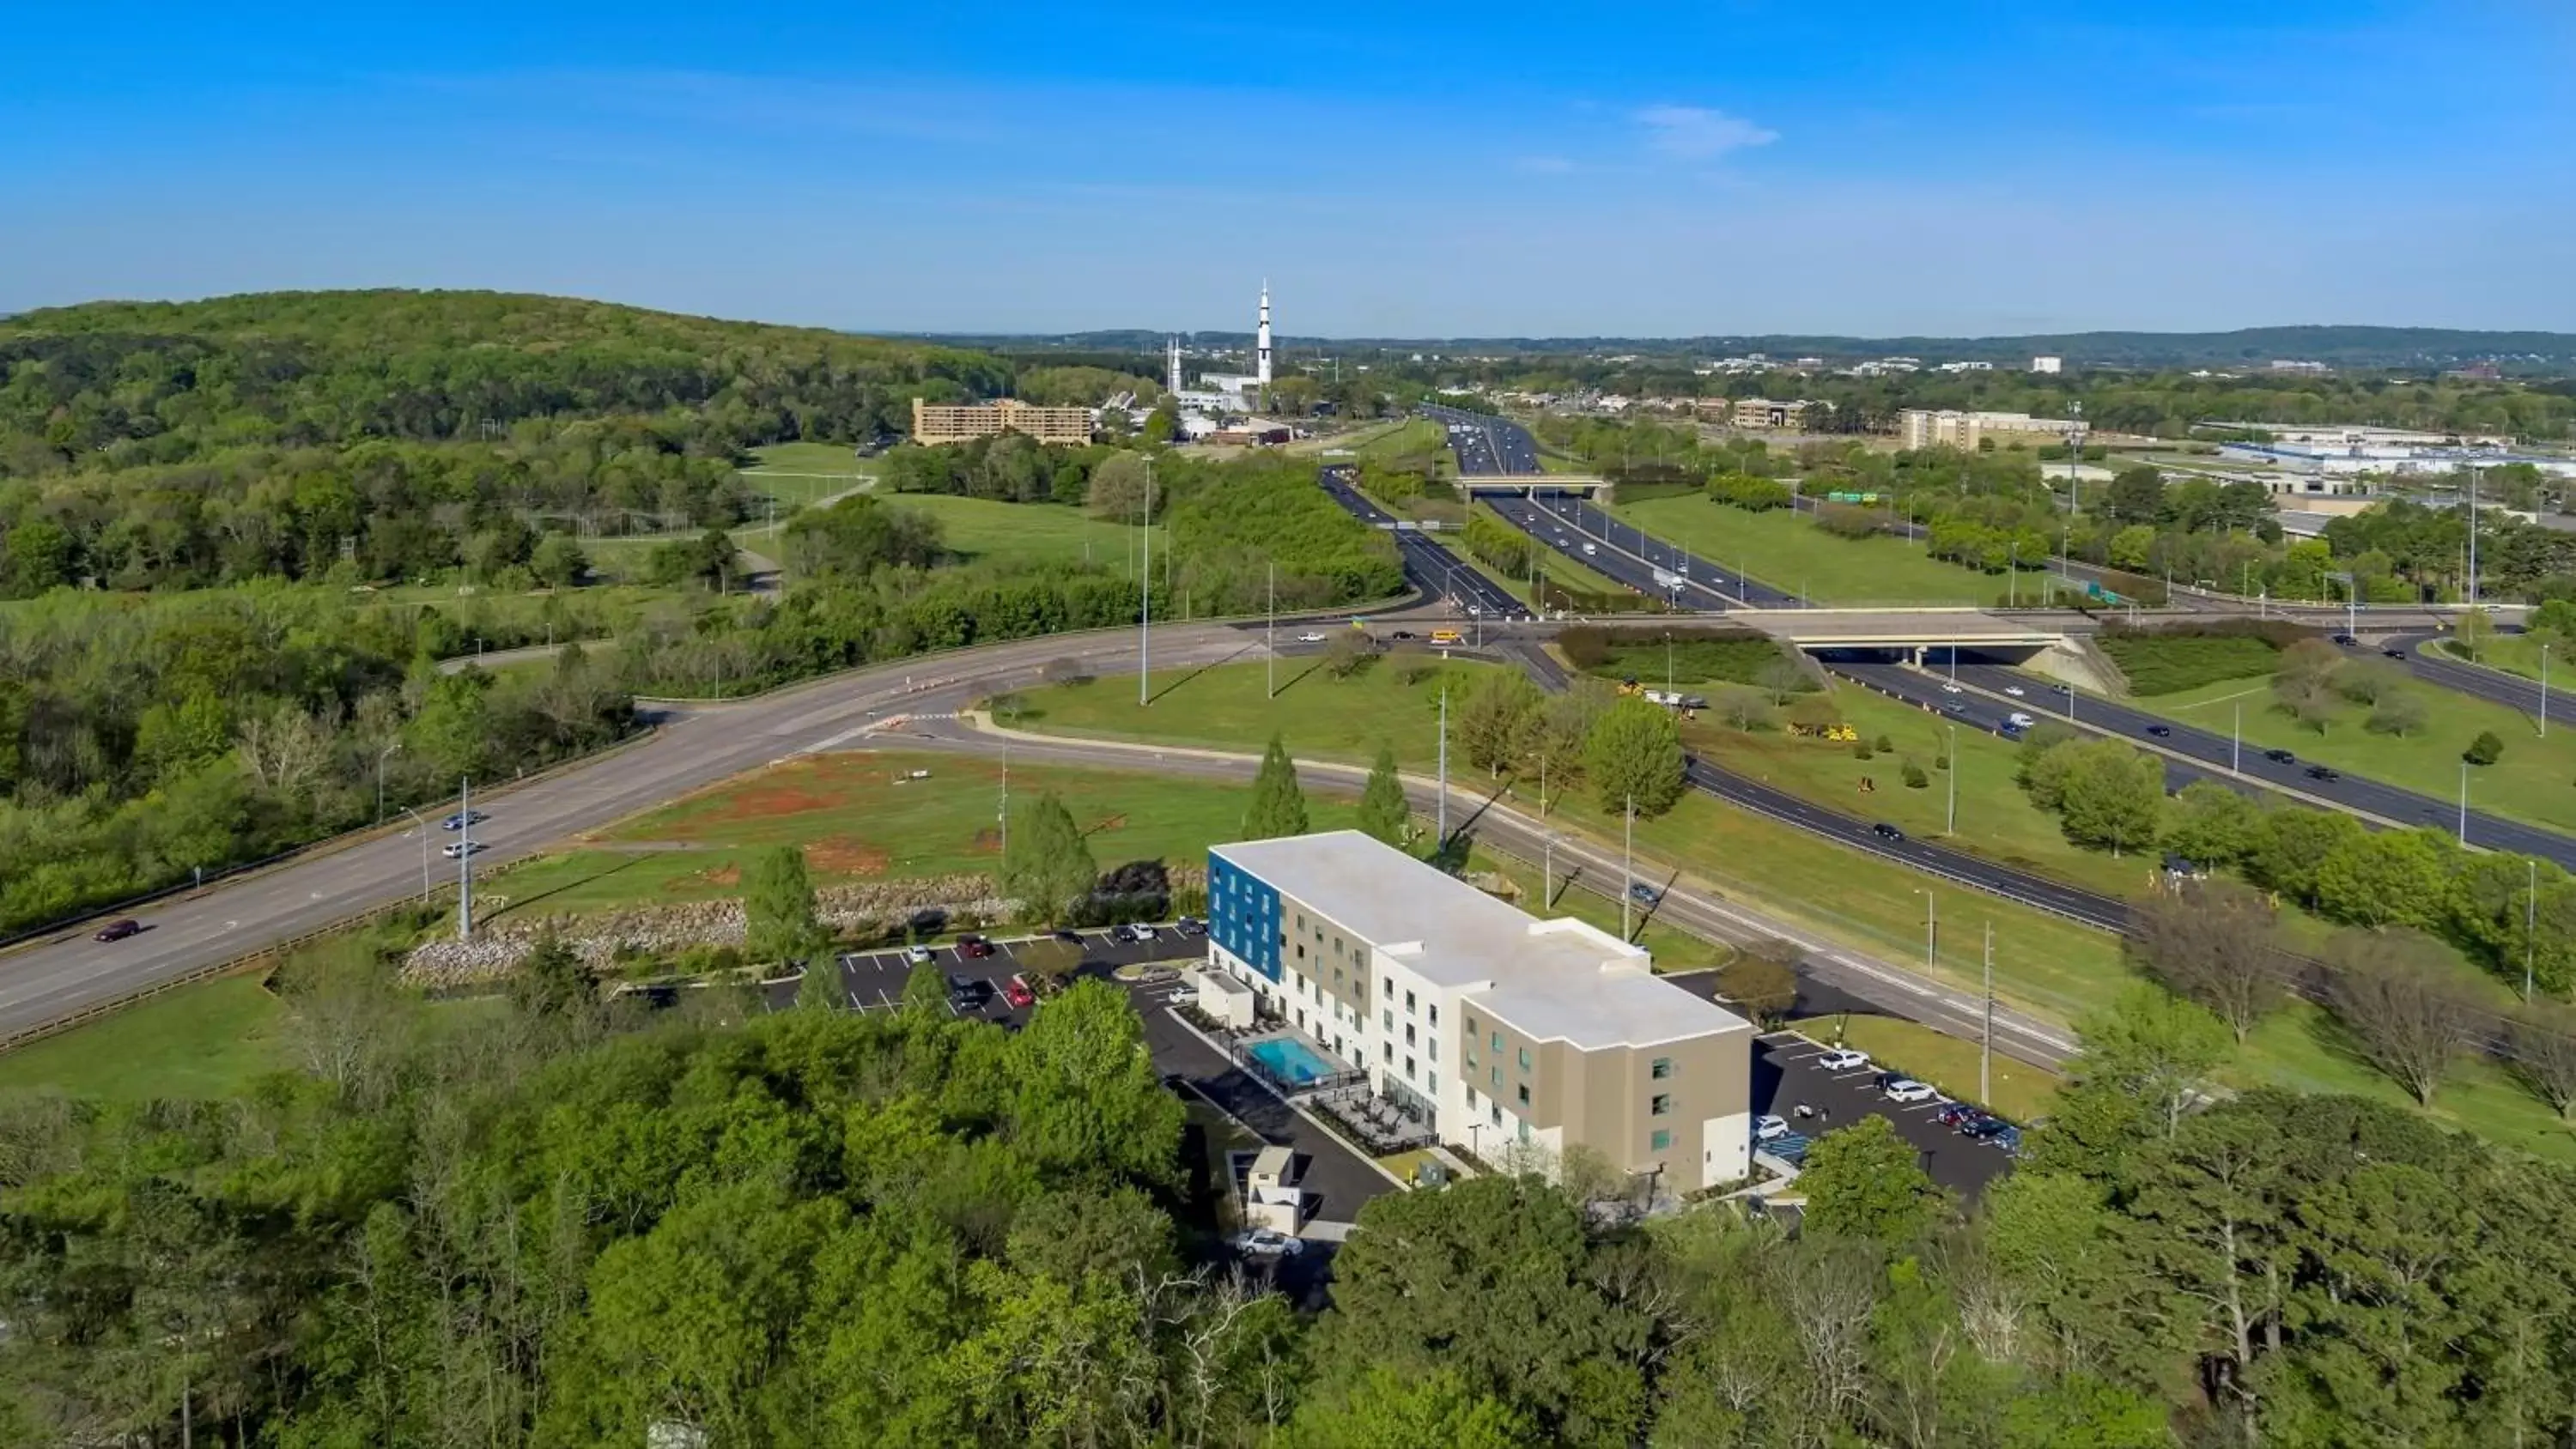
[[1207, 852, 1282, 982]]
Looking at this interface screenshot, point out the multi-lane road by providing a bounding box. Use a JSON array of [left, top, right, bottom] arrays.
[[1487, 487, 1804, 609], [1319, 464, 1523, 619], [1420, 402, 1543, 475]]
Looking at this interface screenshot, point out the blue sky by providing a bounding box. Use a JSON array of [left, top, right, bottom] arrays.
[[5, 1, 2572, 336]]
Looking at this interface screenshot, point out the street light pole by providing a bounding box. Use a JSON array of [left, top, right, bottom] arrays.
[[375, 743, 399, 825], [1139, 458, 1153, 706], [2459, 761, 2470, 846], [2543, 643, 2552, 738], [456, 777, 474, 941], [1622, 795, 1635, 942], [1540, 753, 1552, 909], [1267, 561, 1276, 700], [1981, 920, 1994, 1105], [1945, 724, 1957, 834], [2527, 856, 2540, 1001], [400, 806, 431, 901], [2233, 702, 2242, 775]]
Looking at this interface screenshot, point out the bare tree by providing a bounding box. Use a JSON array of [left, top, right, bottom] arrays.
[[1765, 1235, 1880, 1430], [2324, 930, 2471, 1106], [2125, 881, 2285, 1042], [2506, 1000, 2576, 1120]]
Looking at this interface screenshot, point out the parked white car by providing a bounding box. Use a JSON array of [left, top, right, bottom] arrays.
[[1753, 1114, 1790, 1141], [906, 944, 935, 964], [1816, 1048, 1870, 1071], [1882, 1076, 1938, 1104], [1229, 1228, 1305, 1258]]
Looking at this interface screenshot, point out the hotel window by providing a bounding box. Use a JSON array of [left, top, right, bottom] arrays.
[[1650, 1057, 1674, 1080], [1467, 1016, 1479, 1038], [1383, 1044, 1394, 1063], [1516, 1083, 1530, 1107], [1332, 938, 1342, 957], [1429, 1070, 1439, 1093], [1428, 1040, 1437, 1063], [1466, 1085, 1478, 1106], [1490, 1032, 1504, 1054], [1518, 1121, 1531, 1144], [1517, 1047, 1532, 1071], [1490, 1105, 1503, 1128], [1404, 1057, 1414, 1079], [1405, 991, 1416, 1014], [1650, 1094, 1672, 1117], [1491, 1065, 1503, 1088], [1296, 912, 1305, 931], [1429, 1004, 1439, 1027], [1384, 976, 1394, 997], [1382, 1009, 1394, 1030], [1404, 1023, 1416, 1046], [1651, 1129, 1672, 1152]]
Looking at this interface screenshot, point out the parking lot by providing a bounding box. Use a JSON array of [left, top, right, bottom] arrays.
[[1753, 1031, 2014, 1201]]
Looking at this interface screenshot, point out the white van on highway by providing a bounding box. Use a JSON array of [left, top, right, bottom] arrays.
[[2007, 711, 2035, 730]]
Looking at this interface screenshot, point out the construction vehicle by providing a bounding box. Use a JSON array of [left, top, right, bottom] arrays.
[[1429, 627, 1464, 646], [1790, 722, 1860, 742]]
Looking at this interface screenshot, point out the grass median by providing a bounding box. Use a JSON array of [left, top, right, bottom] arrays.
[[1606, 495, 2053, 607]]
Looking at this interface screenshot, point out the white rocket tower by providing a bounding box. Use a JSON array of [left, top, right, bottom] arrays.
[[1255, 281, 1273, 386], [1166, 336, 1182, 397]]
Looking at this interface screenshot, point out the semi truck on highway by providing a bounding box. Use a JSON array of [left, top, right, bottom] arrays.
[[1652, 568, 1686, 592]]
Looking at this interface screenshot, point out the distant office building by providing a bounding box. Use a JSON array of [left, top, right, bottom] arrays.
[[910, 397, 1093, 446], [1728, 397, 1820, 430], [2269, 360, 2332, 374], [1899, 409, 2081, 451], [1204, 830, 1754, 1191], [2031, 355, 2063, 374]]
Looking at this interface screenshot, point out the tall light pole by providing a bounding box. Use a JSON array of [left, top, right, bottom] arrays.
[[2526, 856, 2540, 1001], [1980, 921, 1995, 1105], [1539, 753, 1552, 909], [375, 743, 400, 825], [2543, 642, 2552, 737], [1138, 458, 1153, 706], [2233, 701, 2242, 776], [1916, 888, 1937, 969], [400, 805, 432, 901], [1437, 684, 1449, 846], [455, 777, 474, 941], [1945, 724, 1958, 834], [1266, 561, 1276, 700], [2467, 464, 2481, 607], [2458, 761, 2470, 846], [1621, 795, 1636, 942]]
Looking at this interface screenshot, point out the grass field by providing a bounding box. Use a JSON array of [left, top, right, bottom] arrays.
[[1606, 496, 2055, 607], [1016, 657, 1490, 776], [1687, 682, 2150, 901], [741, 441, 874, 507], [2136, 670, 2576, 837], [1796, 1013, 2064, 1123], [2227, 1002, 2576, 1165], [0, 973, 286, 1100], [1577, 633, 1804, 690], [2095, 630, 2288, 695], [878, 494, 1162, 573], [490, 749, 1358, 921]]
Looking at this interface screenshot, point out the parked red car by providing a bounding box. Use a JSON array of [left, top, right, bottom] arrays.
[[1002, 975, 1037, 1009], [958, 937, 996, 960]]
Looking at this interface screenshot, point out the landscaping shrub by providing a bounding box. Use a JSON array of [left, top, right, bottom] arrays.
[[2096, 619, 2319, 695], [2465, 731, 2505, 766]]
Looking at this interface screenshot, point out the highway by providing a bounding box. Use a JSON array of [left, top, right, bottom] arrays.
[[1318, 464, 1525, 619], [1492, 487, 1803, 609], [1419, 402, 1543, 475], [2388, 632, 2576, 721]]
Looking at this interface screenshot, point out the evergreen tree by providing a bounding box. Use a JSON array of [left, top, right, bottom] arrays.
[[797, 954, 845, 1011], [743, 845, 828, 965], [509, 931, 594, 1022], [1242, 733, 1311, 839], [1001, 790, 1097, 925], [1357, 741, 1410, 846]]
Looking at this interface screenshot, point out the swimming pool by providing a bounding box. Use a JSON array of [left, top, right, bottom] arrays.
[[1247, 1036, 1338, 1087]]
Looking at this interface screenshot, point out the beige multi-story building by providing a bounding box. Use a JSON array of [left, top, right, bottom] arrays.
[[909, 397, 1093, 446], [1205, 831, 1753, 1192], [1899, 408, 2081, 451], [1727, 397, 1819, 431]]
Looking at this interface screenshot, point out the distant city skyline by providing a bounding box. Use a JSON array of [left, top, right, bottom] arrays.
[[5, 2, 2573, 336]]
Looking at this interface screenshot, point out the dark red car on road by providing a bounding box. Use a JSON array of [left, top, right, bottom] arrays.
[[94, 919, 141, 942]]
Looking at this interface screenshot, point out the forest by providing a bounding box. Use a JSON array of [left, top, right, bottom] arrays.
[[1, 940, 2569, 1448]]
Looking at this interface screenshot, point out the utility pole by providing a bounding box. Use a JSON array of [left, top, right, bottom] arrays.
[[999, 749, 1010, 861], [2233, 702, 2242, 775], [2459, 761, 2470, 846], [1539, 754, 1552, 909], [2467, 465, 2481, 607], [1437, 685, 1449, 846], [1922, 890, 1937, 969], [1139, 458, 1153, 706], [1981, 921, 1995, 1105], [2527, 856, 2540, 1001], [1267, 561, 1276, 699], [456, 777, 474, 941], [1621, 796, 1635, 942], [2543, 643, 2553, 737]]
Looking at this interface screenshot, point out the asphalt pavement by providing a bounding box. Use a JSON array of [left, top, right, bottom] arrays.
[[1484, 488, 1801, 609], [1419, 403, 1544, 476], [1757, 1030, 2014, 1201], [1318, 464, 1525, 619]]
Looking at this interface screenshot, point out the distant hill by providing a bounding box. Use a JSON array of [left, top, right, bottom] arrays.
[[916, 324, 2576, 370]]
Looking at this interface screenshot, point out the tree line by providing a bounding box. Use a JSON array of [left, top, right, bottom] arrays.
[[3, 918, 2572, 1446]]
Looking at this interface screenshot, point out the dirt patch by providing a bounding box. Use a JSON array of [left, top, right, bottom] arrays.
[[680, 864, 742, 891], [805, 836, 892, 878], [1085, 813, 1129, 835], [970, 827, 1002, 854]]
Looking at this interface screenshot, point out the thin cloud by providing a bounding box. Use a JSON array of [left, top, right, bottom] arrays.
[[1516, 155, 1577, 174], [1633, 104, 1779, 161]]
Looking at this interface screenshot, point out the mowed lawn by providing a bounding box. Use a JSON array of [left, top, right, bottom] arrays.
[[1686, 682, 2152, 901], [0, 973, 287, 1100], [1016, 660, 2136, 1023], [2136, 669, 2576, 837], [741, 441, 874, 506], [2227, 1002, 2576, 1167], [1608, 495, 2055, 607], [1015, 657, 1492, 775], [489, 749, 1356, 920], [879, 494, 1161, 573]]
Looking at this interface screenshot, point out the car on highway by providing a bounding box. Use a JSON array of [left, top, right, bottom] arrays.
[[2002, 684, 2026, 697], [1753, 1113, 1789, 1141], [1628, 882, 1662, 906], [2306, 765, 2341, 782], [2332, 633, 2359, 646], [958, 936, 995, 959], [94, 918, 142, 943], [440, 840, 486, 859], [1583, 543, 1598, 555], [1003, 975, 1038, 1009], [2007, 712, 2035, 730], [1228, 1228, 1306, 1258], [2265, 748, 2298, 764], [1816, 1047, 1870, 1071], [2383, 647, 2409, 659], [440, 810, 489, 831], [1297, 631, 1327, 643], [1940, 682, 1963, 694], [1871, 822, 1905, 841], [1878, 1075, 1938, 1104], [2144, 724, 2172, 737], [906, 943, 936, 964]]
